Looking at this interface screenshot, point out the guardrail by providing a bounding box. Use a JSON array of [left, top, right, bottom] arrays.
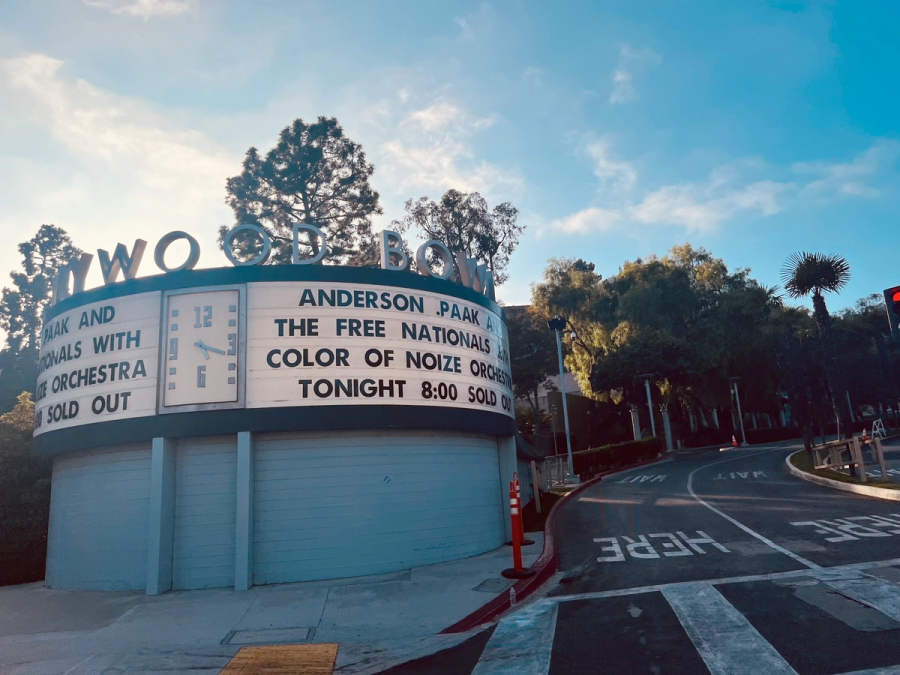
[[812, 435, 890, 483]]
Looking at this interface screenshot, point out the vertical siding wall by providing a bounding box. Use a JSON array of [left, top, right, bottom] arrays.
[[253, 430, 504, 585], [46, 445, 151, 590], [172, 437, 237, 590]]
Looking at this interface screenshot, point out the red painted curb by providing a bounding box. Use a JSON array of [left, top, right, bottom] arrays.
[[440, 454, 668, 633]]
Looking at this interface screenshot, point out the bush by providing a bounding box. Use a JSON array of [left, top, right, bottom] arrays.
[[745, 427, 802, 444], [571, 437, 663, 478], [0, 392, 51, 587]]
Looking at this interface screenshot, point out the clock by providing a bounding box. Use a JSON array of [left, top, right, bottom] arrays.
[[159, 286, 246, 412]]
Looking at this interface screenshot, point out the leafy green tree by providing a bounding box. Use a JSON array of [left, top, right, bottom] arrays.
[[393, 189, 523, 285], [531, 246, 787, 444], [505, 306, 557, 436], [222, 116, 382, 266], [0, 225, 81, 412], [0, 391, 50, 586], [0, 225, 81, 355], [0, 390, 34, 432]]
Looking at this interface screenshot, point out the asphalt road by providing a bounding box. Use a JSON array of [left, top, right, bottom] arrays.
[[381, 443, 900, 675]]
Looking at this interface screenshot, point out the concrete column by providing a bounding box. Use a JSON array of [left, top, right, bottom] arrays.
[[661, 405, 674, 453], [235, 431, 254, 591], [147, 437, 176, 596], [497, 435, 517, 543], [630, 406, 642, 440]]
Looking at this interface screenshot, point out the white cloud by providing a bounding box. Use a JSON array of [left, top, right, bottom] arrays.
[[793, 139, 900, 199], [629, 178, 789, 231], [83, 0, 190, 19], [455, 17, 475, 42], [404, 102, 485, 132], [609, 44, 661, 105], [609, 69, 635, 105], [553, 141, 897, 236], [554, 176, 790, 234], [0, 53, 236, 289], [584, 138, 637, 192], [552, 207, 623, 234], [522, 67, 543, 85], [379, 101, 517, 196]]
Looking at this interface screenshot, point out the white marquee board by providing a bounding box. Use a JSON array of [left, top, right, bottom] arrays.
[[34, 281, 513, 437]]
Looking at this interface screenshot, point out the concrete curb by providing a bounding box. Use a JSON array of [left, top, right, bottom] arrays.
[[785, 450, 900, 502], [440, 453, 669, 633]]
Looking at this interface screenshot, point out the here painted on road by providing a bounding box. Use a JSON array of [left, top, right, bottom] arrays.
[[791, 514, 900, 542], [595, 531, 730, 562], [615, 474, 667, 483], [712, 471, 767, 480]]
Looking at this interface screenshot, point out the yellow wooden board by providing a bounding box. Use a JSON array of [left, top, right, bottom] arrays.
[[220, 644, 339, 675]]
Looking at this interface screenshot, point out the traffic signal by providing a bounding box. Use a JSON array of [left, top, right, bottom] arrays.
[[885, 286, 900, 343]]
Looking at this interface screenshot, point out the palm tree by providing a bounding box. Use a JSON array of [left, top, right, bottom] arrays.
[[780, 252, 851, 335], [781, 252, 852, 440]]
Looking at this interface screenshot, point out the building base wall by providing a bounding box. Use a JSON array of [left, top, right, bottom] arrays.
[[45, 430, 508, 591]]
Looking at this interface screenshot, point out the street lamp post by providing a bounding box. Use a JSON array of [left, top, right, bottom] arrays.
[[639, 373, 657, 438], [729, 377, 749, 447], [548, 315, 578, 484]]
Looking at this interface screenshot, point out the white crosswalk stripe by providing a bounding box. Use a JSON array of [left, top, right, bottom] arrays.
[[662, 582, 799, 675], [470, 600, 557, 675], [825, 575, 900, 623], [469, 565, 900, 675]]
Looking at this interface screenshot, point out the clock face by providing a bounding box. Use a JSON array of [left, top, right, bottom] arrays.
[[160, 288, 242, 409]]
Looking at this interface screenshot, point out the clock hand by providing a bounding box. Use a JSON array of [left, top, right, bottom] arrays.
[[194, 340, 210, 360], [193, 340, 227, 360]]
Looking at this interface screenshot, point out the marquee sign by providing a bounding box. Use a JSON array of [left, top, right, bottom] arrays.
[[34, 268, 514, 448]]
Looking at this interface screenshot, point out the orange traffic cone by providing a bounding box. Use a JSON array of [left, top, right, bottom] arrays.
[[732, 435, 739, 447], [862, 428, 869, 442]]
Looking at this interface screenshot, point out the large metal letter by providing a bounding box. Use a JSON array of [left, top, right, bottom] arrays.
[[98, 240, 147, 285], [292, 223, 327, 265], [415, 240, 454, 280], [381, 229, 409, 271], [454, 252, 495, 299], [154, 231, 201, 273], [223, 224, 271, 266], [51, 253, 93, 305]]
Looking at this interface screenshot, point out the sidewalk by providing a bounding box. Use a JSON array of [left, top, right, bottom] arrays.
[[0, 534, 543, 675]]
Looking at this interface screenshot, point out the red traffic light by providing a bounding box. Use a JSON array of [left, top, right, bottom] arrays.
[[886, 286, 900, 343]]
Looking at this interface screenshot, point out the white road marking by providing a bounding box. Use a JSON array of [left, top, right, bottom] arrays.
[[791, 514, 900, 543], [688, 451, 822, 569], [471, 601, 557, 675], [662, 582, 799, 675], [594, 531, 730, 561], [616, 474, 667, 483], [825, 576, 900, 623], [713, 471, 768, 480], [544, 556, 900, 605], [834, 667, 900, 674]]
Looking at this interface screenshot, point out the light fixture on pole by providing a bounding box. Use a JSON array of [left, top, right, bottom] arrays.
[[729, 376, 748, 447], [548, 315, 578, 484], [639, 373, 657, 438]]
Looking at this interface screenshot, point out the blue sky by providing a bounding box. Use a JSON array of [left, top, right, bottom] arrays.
[[0, 0, 897, 310]]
